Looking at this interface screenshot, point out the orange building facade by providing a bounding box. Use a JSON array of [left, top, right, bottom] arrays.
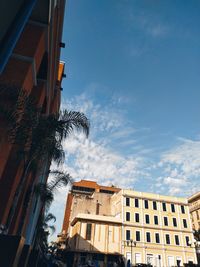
[[0, 0, 66, 266]]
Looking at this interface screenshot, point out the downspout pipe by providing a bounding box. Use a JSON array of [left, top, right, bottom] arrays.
[[0, 0, 37, 74]]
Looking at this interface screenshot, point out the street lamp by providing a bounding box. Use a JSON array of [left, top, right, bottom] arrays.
[[124, 239, 136, 266], [188, 239, 200, 265]]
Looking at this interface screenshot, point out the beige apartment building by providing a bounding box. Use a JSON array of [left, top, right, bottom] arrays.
[[60, 180, 197, 267], [60, 180, 123, 267], [188, 191, 200, 231], [122, 189, 197, 267]]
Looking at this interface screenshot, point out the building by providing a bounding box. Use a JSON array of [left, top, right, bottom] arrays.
[[122, 189, 197, 267], [60, 180, 198, 267], [0, 0, 66, 266], [188, 191, 200, 231], [188, 192, 200, 265], [60, 180, 122, 267]]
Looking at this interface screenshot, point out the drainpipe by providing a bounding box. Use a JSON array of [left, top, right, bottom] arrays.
[[0, 0, 37, 74]]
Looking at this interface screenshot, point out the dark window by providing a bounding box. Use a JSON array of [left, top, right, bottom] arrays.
[[86, 223, 92, 240], [144, 200, 149, 209], [126, 212, 130, 221], [175, 235, 180, 245], [181, 205, 185, 214], [145, 214, 150, 224], [164, 217, 168, 226], [185, 236, 190, 246], [135, 198, 139, 208], [73, 186, 95, 193], [153, 201, 157, 210], [146, 232, 151, 242], [165, 234, 170, 244], [99, 189, 114, 194], [162, 202, 167, 211], [183, 219, 187, 228], [171, 204, 175, 213], [154, 215, 158, 225], [96, 202, 100, 215], [126, 230, 130, 240], [126, 198, 130, 206], [173, 218, 177, 227], [155, 233, 160, 243], [136, 231, 140, 241], [135, 213, 139, 223]]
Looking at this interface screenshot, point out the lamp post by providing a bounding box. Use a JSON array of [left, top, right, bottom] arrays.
[[188, 239, 200, 265], [124, 239, 136, 266]]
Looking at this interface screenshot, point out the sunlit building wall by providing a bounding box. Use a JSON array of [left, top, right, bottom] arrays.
[[122, 189, 197, 266]]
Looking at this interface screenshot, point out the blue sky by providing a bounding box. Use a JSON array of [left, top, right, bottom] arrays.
[[49, 0, 200, 239]]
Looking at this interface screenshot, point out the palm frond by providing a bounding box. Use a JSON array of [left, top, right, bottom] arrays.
[[48, 225, 56, 235], [34, 183, 54, 208], [45, 213, 56, 223], [48, 170, 72, 191], [59, 110, 90, 138]]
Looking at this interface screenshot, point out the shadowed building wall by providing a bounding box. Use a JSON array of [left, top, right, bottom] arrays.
[[0, 0, 66, 265]]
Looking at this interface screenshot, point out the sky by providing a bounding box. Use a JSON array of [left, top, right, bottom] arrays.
[[49, 0, 200, 240]]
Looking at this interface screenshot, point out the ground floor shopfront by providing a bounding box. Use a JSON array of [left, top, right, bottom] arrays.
[[124, 246, 197, 267], [66, 251, 124, 267]]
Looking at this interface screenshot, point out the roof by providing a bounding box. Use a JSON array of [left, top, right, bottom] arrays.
[[123, 189, 188, 205], [71, 213, 122, 226], [188, 191, 200, 203], [72, 179, 121, 192]]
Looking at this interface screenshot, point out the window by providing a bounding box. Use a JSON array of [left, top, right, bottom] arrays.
[[183, 219, 187, 228], [154, 215, 158, 225], [126, 198, 130, 206], [196, 211, 200, 220], [171, 203, 175, 213], [175, 235, 180, 245], [164, 217, 168, 226], [135, 198, 139, 208], [153, 201, 157, 210], [165, 234, 170, 244], [86, 223, 92, 240], [173, 218, 177, 227], [155, 233, 160, 243], [162, 202, 167, 211], [135, 253, 141, 264], [135, 213, 140, 223], [145, 214, 150, 224], [136, 231, 140, 241], [146, 232, 151, 242], [126, 230, 130, 240], [126, 212, 130, 221], [144, 200, 149, 209], [181, 205, 185, 214], [185, 236, 190, 246]]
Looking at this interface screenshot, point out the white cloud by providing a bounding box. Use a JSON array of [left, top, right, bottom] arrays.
[[62, 133, 145, 188], [50, 90, 200, 242], [155, 138, 200, 196]]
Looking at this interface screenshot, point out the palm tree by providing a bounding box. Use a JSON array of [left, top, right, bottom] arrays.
[[34, 170, 73, 210], [32, 212, 56, 267], [0, 86, 90, 233], [32, 171, 73, 265]]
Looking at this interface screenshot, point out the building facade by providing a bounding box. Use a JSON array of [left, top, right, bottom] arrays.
[[188, 192, 200, 231], [0, 0, 66, 266], [61, 181, 198, 267], [122, 189, 197, 267], [60, 180, 122, 267]]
